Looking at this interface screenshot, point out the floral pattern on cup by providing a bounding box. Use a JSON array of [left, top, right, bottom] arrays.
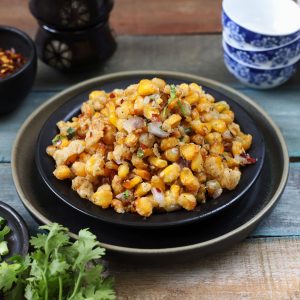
[[223, 52, 297, 89], [222, 11, 300, 50], [223, 38, 300, 68]]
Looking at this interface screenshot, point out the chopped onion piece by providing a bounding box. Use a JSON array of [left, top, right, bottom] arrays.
[[123, 117, 145, 133], [148, 122, 169, 138], [151, 188, 165, 207]]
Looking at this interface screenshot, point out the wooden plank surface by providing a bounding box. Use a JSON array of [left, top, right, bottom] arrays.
[[0, 0, 222, 37], [109, 237, 300, 299]]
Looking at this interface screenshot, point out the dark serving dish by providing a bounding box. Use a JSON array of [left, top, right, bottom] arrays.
[[35, 74, 265, 228], [30, 0, 114, 31], [0, 26, 37, 115], [13, 71, 288, 255], [0, 201, 29, 258]]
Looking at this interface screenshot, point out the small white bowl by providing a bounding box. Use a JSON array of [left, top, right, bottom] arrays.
[[222, 0, 300, 50]]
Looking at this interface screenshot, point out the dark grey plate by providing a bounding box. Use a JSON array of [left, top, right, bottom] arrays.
[[0, 201, 29, 258], [35, 75, 265, 228], [12, 71, 289, 255]]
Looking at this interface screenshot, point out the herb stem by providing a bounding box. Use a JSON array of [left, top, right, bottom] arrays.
[[68, 270, 83, 300], [58, 276, 63, 300]]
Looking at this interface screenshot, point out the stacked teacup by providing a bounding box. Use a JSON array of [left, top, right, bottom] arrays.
[[222, 0, 300, 89]]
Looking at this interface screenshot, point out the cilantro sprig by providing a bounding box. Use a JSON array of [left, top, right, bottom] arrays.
[[162, 84, 177, 119], [0, 223, 115, 300]]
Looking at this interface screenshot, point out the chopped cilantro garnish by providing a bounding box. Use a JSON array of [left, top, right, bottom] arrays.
[[124, 190, 130, 199], [51, 135, 63, 145], [66, 127, 76, 139], [170, 84, 176, 100], [177, 100, 186, 116], [184, 127, 193, 134], [137, 148, 144, 158]]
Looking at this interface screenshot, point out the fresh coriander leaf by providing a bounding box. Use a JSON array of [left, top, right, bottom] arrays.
[[72, 229, 105, 269], [0, 241, 9, 256], [0, 261, 23, 292], [162, 106, 168, 119], [0, 225, 10, 240], [67, 127, 76, 139], [0, 217, 5, 227], [48, 258, 69, 276], [137, 148, 144, 158]]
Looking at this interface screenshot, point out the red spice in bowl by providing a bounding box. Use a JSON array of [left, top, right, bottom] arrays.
[[0, 48, 26, 79]]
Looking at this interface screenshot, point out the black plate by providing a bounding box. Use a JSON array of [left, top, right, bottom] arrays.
[[12, 71, 288, 255], [0, 201, 29, 258], [35, 75, 265, 228]]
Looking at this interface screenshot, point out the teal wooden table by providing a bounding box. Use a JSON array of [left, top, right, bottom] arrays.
[[1, 35, 300, 299]]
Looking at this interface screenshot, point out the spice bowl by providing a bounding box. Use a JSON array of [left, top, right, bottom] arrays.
[[0, 26, 37, 115]]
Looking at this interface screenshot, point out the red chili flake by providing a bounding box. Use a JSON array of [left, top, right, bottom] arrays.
[[109, 93, 115, 98], [140, 143, 147, 150], [241, 153, 257, 164], [120, 99, 124, 104], [156, 188, 162, 193], [0, 48, 26, 79], [151, 114, 161, 122]]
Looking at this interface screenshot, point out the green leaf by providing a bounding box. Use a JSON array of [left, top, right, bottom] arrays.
[[177, 100, 186, 116], [0, 241, 9, 256], [0, 262, 22, 292], [52, 135, 63, 145], [48, 258, 69, 276], [137, 148, 144, 158], [0, 225, 10, 241], [169, 84, 176, 100], [67, 127, 76, 139], [72, 229, 105, 269]]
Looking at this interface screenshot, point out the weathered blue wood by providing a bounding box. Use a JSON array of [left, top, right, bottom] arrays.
[[0, 162, 299, 237]]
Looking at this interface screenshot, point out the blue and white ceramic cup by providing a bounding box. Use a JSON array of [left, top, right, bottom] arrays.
[[222, 0, 300, 50], [223, 51, 298, 89], [223, 36, 300, 69]]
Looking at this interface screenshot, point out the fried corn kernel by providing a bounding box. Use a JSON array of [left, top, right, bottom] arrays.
[[48, 78, 255, 217], [178, 193, 197, 211], [191, 152, 203, 172], [71, 161, 86, 177], [180, 168, 200, 192], [138, 79, 156, 96], [159, 163, 180, 184], [135, 197, 153, 217], [164, 147, 180, 162], [118, 164, 130, 179], [151, 175, 166, 191], [123, 176, 143, 189], [53, 165, 73, 180], [180, 143, 199, 161], [148, 156, 168, 168], [91, 185, 113, 208], [134, 182, 152, 197]]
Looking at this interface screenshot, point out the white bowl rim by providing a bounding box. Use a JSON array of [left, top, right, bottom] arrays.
[[222, 31, 300, 52], [223, 43, 300, 70], [223, 0, 300, 36]]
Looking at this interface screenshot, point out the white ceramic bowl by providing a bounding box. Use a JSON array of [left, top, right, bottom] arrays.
[[223, 36, 300, 69], [223, 50, 298, 89], [222, 0, 300, 50]]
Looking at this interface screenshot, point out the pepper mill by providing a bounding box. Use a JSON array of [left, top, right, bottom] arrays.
[[29, 0, 116, 71]]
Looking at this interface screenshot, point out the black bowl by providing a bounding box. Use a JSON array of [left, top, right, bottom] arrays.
[[0, 26, 37, 115], [30, 0, 114, 31], [0, 201, 29, 258], [35, 21, 116, 71], [35, 76, 265, 228]]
